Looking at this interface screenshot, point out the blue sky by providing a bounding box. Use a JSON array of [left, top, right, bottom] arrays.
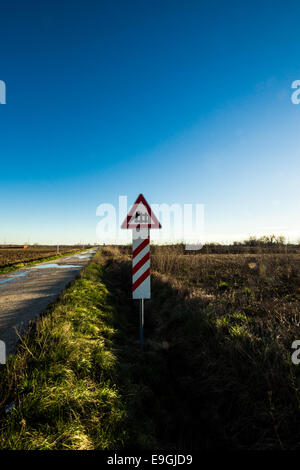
[[0, 0, 300, 244]]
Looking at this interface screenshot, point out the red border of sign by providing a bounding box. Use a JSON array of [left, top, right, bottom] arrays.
[[121, 194, 162, 229]]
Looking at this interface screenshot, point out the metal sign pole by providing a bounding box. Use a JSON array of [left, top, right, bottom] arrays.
[[140, 298, 144, 350], [121, 194, 162, 352]]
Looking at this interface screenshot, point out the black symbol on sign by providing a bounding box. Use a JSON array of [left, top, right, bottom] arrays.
[[135, 212, 150, 223]]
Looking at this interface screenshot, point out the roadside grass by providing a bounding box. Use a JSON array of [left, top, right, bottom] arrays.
[[0, 257, 128, 450], [0, 249, 90, 275]]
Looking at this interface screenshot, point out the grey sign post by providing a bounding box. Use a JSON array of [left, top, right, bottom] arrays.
[[0, 341, 6, 364]]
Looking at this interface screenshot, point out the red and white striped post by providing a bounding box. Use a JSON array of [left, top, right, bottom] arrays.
[[121, 194, 161, 350], [132, 228, 150, 299], [132, 228, 150, 350]]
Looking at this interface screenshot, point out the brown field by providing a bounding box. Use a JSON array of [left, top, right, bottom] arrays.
[[0, 246, 83, 268], [99, 245, 300, 449]]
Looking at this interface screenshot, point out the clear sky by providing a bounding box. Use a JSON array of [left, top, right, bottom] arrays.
[[1, 0, 300, 244]]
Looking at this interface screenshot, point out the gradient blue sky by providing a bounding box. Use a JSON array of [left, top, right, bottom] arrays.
[[1, 0, 300, 244]]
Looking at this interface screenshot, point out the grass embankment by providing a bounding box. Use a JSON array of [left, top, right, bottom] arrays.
[[0, 246, 300, 449], [0, 252, 131, 449], [0, 249, 90, 275]]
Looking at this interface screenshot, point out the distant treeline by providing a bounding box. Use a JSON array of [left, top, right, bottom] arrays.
[[200, 244, 297, 254], [150, 235, 300, 254], [204, 235, 298, 254]]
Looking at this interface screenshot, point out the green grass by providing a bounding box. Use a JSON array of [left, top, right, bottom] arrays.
[[0, 259, 128, 450]]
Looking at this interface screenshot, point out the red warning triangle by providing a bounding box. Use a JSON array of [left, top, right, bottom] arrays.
[[121, 194, 162, 229]]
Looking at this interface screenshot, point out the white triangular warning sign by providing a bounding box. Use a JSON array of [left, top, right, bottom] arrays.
[[121, 194, 162, 229]]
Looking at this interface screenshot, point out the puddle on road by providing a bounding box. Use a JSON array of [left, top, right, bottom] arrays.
[[65, 250, 95, 261], [0, 271, 30, 284], [32, 264, 81, 269], [0, 251, 96, 285]]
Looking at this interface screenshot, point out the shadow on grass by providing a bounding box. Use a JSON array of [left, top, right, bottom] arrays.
[[101, 254, 300, 450]]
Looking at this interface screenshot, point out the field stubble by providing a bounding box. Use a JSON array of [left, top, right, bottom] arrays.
[[106, 245, 300, 449]]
